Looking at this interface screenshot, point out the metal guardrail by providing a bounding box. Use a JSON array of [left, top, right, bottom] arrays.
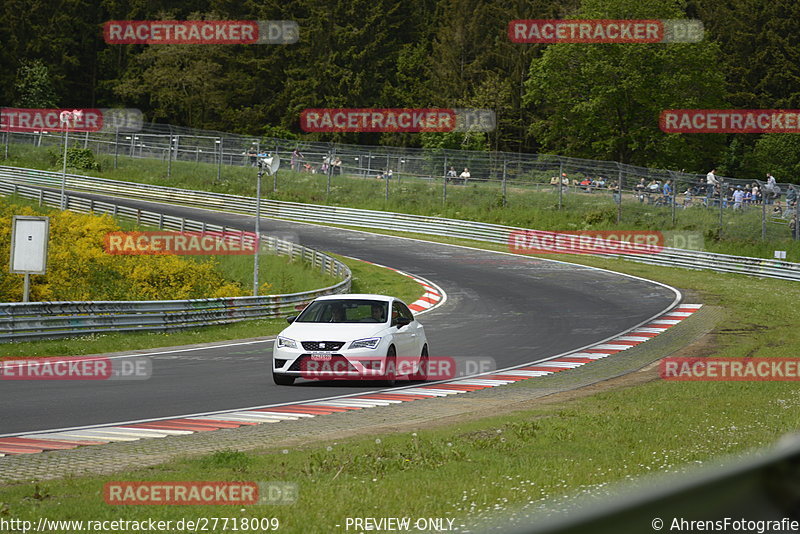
[[2, 165, 799, 283], [0, 180, 351, 342]]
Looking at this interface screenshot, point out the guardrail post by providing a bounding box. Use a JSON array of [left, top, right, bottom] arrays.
[[158, 213, 164, 229], [12, 183, 17, 196], [38, 189, 43, 207], [136, 208, 141, 225], [180, 218, 185, 232], [89, 199, 94, 213]]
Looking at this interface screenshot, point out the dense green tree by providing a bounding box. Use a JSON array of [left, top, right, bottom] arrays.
[[13, 59, 58, 108], [524, 0, 728, 170]]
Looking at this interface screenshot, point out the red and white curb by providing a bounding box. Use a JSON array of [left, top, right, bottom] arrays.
[[354, 258, 446, 313], [0, 304, 701, 456]]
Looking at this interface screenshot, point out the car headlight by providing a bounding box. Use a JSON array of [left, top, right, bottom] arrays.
[[349, 337, 382, 350], [277, 336, 297, 349]]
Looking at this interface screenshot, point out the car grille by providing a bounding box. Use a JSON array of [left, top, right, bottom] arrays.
[[301, 341, 345, 351], [288, 355, 357, 373]]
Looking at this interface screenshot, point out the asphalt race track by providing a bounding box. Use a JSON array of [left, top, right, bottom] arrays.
[[0, 192, 679, 436]]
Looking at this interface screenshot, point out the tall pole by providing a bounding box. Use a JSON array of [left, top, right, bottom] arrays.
[[253, 164, 263, 296], [761, 181, 767, 240], [794, 187, 799, 241], [718, 179, 724, 236], [502, 158, 507, 207], [558, 161, 563, 210], [167, 133, 173, 178], [60, 123, 70, 210], [326, 146, 335, 198], [216, 137, 223, 183], [443, 155, 448, 203], [113, 127, 119, 169]]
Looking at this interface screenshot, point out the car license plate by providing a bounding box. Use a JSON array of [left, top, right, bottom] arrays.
[[310, 353, 333, 361]]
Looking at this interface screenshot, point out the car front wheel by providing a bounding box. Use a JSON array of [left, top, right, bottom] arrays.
[[410, 345, 429, 381], [382, 345, 397, 387]]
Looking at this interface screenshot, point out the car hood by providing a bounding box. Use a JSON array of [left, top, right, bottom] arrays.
[[280, 323, 387, 342]]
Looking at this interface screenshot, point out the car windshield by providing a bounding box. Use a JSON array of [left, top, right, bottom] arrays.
[[295, 299, 388, 323]]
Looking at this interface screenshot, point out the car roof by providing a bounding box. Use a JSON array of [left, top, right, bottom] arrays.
[[314, 294, 395, 303]]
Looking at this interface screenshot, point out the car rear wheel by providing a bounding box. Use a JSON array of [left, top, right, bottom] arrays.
[[410, 345, 429, 381], [272, 372, 295, 386], [382, 345, 397, 387]]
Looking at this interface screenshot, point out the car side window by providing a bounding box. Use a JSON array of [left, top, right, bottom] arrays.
[[397, 302, 414, 321], [392, 301, 414, 325]]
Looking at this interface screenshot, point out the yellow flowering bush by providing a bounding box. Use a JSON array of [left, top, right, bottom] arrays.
[[0, 198, 248, 302]]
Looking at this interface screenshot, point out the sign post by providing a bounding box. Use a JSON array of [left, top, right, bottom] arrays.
[[9, 216, 50, 302]]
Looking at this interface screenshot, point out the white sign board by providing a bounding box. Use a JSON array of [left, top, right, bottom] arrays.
[[10, 216, 49, 274]]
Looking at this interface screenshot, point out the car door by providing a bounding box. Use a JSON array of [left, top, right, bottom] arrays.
[[390, 301, 415, 358]]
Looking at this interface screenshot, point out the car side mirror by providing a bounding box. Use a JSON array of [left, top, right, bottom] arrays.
[[286, 316, 297, 324], [395, 317, 411, 328]]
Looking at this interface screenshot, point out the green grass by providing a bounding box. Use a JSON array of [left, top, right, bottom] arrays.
[[5, 142, 800, 260], [1, 233, 799, 532], [0, 254, 424, 359]]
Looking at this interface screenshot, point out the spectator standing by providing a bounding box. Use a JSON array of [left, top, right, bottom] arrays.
[[706, 168, 719, 205], [732, 186, 745, 209], [662, 179, 673, 204], [635, 178, 646, 202], [291, 149, 304, 172]]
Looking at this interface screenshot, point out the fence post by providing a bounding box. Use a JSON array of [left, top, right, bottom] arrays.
[[761, 180, 767, 240], [216, 137, 223, 183], [167, 128, 173, 178], [502, 158, 507, 207], [114, 128, 119, 169], [718, 179, 724, 237], [616, 163, 623, 224], [443, 155, 448, 203], [558, 161, 563, 210], [326, 145, 336, 198], [795, 187, 799, 241]]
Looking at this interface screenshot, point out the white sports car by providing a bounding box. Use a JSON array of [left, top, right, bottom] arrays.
[[272, 294, 429, 386]]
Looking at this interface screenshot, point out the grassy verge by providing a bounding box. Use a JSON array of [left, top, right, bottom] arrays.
[[4, 143, 799, 259], [1, 232, 799, 533], [0, 254, 424, 359]]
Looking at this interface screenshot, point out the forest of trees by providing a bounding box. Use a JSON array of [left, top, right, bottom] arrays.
[[2, 0, 800, 179]]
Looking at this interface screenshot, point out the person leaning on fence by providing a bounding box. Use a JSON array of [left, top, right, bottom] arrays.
[[459, 167, 471, 184], [447, 166, 457, 183]]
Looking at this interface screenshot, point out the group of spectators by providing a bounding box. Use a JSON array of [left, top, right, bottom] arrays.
[[550, 173, 612, 191], [696, 169, 797, 214], [445, 166, 471, 184]]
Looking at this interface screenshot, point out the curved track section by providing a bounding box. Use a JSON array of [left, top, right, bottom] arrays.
[[0, 192, 679, 435]]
